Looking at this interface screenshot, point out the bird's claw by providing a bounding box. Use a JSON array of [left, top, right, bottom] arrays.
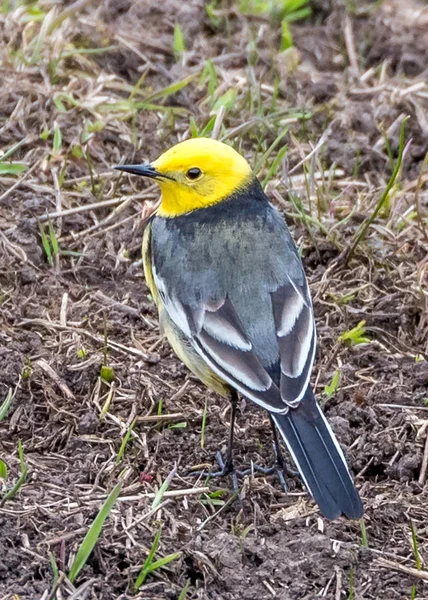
[[188, 447, 299, 494]]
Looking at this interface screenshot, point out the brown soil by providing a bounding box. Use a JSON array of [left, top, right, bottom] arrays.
[[1, 0, 428, 599]]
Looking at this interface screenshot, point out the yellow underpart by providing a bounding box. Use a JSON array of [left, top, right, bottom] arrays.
[[152, 138, 252, 218], [142, 221, 230, 398]]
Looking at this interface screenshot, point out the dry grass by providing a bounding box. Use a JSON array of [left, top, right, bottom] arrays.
[[1, 0, 428, 598]]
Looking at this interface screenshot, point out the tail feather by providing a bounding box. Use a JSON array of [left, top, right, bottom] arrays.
[[272, 389, 363, 520]]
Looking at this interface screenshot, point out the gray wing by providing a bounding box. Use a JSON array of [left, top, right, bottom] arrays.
[[271, 275, 316, 406], [153, 263, 316, 414]]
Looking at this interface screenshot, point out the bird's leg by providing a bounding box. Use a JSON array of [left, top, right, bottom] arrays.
[[188, 390, 239, 490], [221, 389, 237, 474]]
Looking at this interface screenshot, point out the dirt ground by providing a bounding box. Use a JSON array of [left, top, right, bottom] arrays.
[[1, 0, 428, 598]]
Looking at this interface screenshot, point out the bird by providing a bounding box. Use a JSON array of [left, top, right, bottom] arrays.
[[115, 137, 363, 520]]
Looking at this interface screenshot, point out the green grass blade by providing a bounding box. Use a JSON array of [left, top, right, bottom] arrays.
[[134, 523, 181, 590], [0, 440, 28, 506], [48, 220, 59, 256], [178, 580, 190, 600], [0, 139, 26, 162], [0, 387, 14, 422], [68, 482, 121, 583], [145, 552, 181, 577], [360, 518, 368, 547], [345, 116, 409, 264], [115, 418, 136, 464], [49, 552, 59, 582], [0, 459, 7, 480], [324, 369, 341, 398], [134, 527, 162, 589], [410, 520, 422, 570], [0, 163, 28, 175], [38, 221, 53, 266], [151, 466, 176, 509], [173, 23, 185, 60]]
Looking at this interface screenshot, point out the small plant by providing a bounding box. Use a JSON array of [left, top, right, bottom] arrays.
[[68, 482, 122, 582], [324, 369, 341, 398], [100, 316, 115, 383], [344, 117, 409, 265], [178, 580, 191, 600], [173, 23, 185, 62], [410, 521, 422, 570], [151, 466, 177, 510], [38, 219, 60, 268], [0, 440, 28, 506], [134, 526, 181, 591], [0, 386, 15, 421], [359, 518, 368, 547], [115, 418, 136, 464], [339, 321, 370, 346]]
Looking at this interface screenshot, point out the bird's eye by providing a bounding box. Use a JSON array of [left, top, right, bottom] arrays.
[[186, 167, 202, 180]]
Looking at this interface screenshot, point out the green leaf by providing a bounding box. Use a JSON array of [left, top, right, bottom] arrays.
[[144, 75, 196, 103], [0, 139, 26, 162], [0, 459, 8, 480], [52, 124, 62, 154], [48, 220, 59, 256], [115, 418, 136, 464], [339, 320, 370, 346], [0, 163, 27, 175], [0, 387, 14, 422], [68, 482, 121, 582], [100, 365, 115, 383], [134, 525, 181, 591], [360, 518, 368, 547], [173, 23, 185, 60], [168, 422, 187, 429], [280, 20, 293, 50], [178, 580, 190, 600], [1, 440, 28, 505], [324, 369, 341, 398], [38, 222, 53, 266], [151, 466, 176, 509], [212, 88, 237, 112], [410, 520, 422, 571]]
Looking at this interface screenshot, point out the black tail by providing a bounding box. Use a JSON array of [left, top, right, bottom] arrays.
[[271, 388, 363, 520]]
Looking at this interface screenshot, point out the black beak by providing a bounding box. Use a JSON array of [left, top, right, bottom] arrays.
[[114, 163, 163, 179]]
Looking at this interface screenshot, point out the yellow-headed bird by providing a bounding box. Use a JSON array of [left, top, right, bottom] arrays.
[[115, 138, 363, 520]]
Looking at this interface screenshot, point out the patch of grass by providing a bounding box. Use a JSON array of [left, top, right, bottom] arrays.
[[68, 482, 122, 583], [134, 526, 181, 591]]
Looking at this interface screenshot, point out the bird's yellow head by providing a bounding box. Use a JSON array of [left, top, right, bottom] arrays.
[[115, 138, 253, 217]]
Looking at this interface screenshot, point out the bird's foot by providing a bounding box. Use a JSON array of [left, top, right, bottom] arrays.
[[189, 451, 239, 492], [188, 444, 299, 494]]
